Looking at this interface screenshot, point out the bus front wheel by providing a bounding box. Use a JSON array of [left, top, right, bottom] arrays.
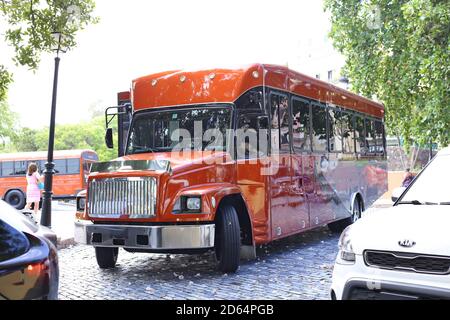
[[95, 247, 118, 269], [215, 205, 241, 273], [5, 190, 26, 210]]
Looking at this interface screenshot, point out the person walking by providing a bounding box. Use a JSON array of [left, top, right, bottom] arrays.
[[401, 168, 415, 188], [25, 163, 43, 216]]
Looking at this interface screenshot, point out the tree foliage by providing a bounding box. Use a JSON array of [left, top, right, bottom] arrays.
[[0, 101, 18, 146], [6, 115, 118, 161], [0, 0, 98, 100], [324, 0, 450, 149]]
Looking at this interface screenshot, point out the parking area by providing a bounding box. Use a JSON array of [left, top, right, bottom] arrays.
[[58, 227, 339, 300]]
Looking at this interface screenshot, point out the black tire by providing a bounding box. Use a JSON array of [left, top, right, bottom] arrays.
[[4, 190, 26, 210], [95, 247, 118, 269], [215, 205, 241, 273], [328, 198, 362, 233]]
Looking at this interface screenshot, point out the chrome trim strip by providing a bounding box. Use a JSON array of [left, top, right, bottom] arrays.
[[74, 221, 215, 250]]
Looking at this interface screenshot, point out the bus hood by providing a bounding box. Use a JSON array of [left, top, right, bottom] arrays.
[[100, 151, 232, 175]]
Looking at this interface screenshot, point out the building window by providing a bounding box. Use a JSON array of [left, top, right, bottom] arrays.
[[328, 70, 333, 82]]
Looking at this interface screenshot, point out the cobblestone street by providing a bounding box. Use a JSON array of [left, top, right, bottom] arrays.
[[58, 227, 339, 300]]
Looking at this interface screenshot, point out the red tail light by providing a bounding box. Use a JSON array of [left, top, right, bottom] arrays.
[[25, 260, 49, 275]]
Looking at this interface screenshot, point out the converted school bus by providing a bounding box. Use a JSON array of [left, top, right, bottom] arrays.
[[75, 64, 387, 272]]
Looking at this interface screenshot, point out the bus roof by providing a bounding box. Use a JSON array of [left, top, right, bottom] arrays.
[[132, 63, 385, 118], [0, 149, 98, 161]]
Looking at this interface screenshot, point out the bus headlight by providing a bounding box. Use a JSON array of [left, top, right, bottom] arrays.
[[77, 197, 86, 212], [186, 197, 201, 211], [172, 196, 202, 214], [338, 226, 355, 263]]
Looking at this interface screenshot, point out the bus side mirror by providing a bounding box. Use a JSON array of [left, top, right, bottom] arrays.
[[105, 128, 114, 149], [257, 116, 269, 129]]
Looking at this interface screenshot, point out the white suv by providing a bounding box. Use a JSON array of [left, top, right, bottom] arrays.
[[331, 147, 450, 300]]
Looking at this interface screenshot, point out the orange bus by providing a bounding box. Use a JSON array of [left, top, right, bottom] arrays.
[[0, 149, 98, 209], [75, 64, 387, 272]]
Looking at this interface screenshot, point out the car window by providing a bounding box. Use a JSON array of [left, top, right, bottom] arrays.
[[401, 155, 450, 204], [0, 219, 30, 263]]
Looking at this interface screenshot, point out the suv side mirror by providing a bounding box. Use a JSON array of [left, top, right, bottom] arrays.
[[391, 187, 406, 202], [105, 128, 114, 149], [257, 115, 269, 129]]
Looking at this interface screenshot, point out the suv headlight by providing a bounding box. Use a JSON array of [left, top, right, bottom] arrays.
[[338, 226, 355, 263]]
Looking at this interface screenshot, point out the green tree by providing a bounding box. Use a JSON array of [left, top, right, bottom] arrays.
[[11, 127, 40, 151], [0, 0, 98, 101], [324, 0, 450, 150], [12, 115, 118, 161], [0, 101, 18, 148]]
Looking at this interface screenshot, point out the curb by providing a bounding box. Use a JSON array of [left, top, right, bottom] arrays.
[[57, 237, 77, 250]]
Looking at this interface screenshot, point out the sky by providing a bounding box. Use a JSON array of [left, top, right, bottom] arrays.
[[1, 0, 341, 129]]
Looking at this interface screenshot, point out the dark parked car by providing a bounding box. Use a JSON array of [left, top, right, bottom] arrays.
[[0, 200, 59, 300]]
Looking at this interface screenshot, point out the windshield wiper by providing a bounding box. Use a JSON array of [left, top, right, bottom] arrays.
[[397, 200, 423, 205], [397, 200, 439, 205]]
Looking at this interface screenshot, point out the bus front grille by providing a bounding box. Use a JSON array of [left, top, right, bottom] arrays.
[[87, 177, 157, 218]]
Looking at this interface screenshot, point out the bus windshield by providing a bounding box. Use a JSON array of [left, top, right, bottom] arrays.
[[126, 105, 232, 155]]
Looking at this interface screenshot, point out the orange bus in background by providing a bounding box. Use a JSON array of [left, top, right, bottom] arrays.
[[0, 150, 98, 209]]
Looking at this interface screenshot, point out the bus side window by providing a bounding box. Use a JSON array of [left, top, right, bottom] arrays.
[[270, 95, 280, 154], [355, 115, 366, 154], [1, 161, 14, 176], [237, 113, 267, 159], [292, 99, 311, 151], [312, 104, 328, 152], [54, 159, 66, 174], [14, 161, 27, 175], [67, 158, 80, 174], [374, 121, 385, 155], [279, 97, 290, 152], [365, 119, 376, 154], [342, 112, 356, 153]]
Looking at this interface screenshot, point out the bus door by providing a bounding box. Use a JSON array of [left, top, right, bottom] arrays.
[[235, 111, 270, 237], [269, 93, 293, 239]]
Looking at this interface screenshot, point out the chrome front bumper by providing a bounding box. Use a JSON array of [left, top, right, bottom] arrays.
[[74, 220, 215, 250]]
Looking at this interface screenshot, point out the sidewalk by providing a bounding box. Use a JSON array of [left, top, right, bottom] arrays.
[[33, 201, 77, 249]]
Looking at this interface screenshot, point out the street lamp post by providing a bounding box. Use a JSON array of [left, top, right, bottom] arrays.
[[40, 32, 66, 228]]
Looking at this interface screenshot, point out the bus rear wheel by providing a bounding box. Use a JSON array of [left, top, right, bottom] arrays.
[[215, 205, 241, 273], [95, 247, 118, 269], [328, 198, 362, 233], [5, 190, 26, 210]]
